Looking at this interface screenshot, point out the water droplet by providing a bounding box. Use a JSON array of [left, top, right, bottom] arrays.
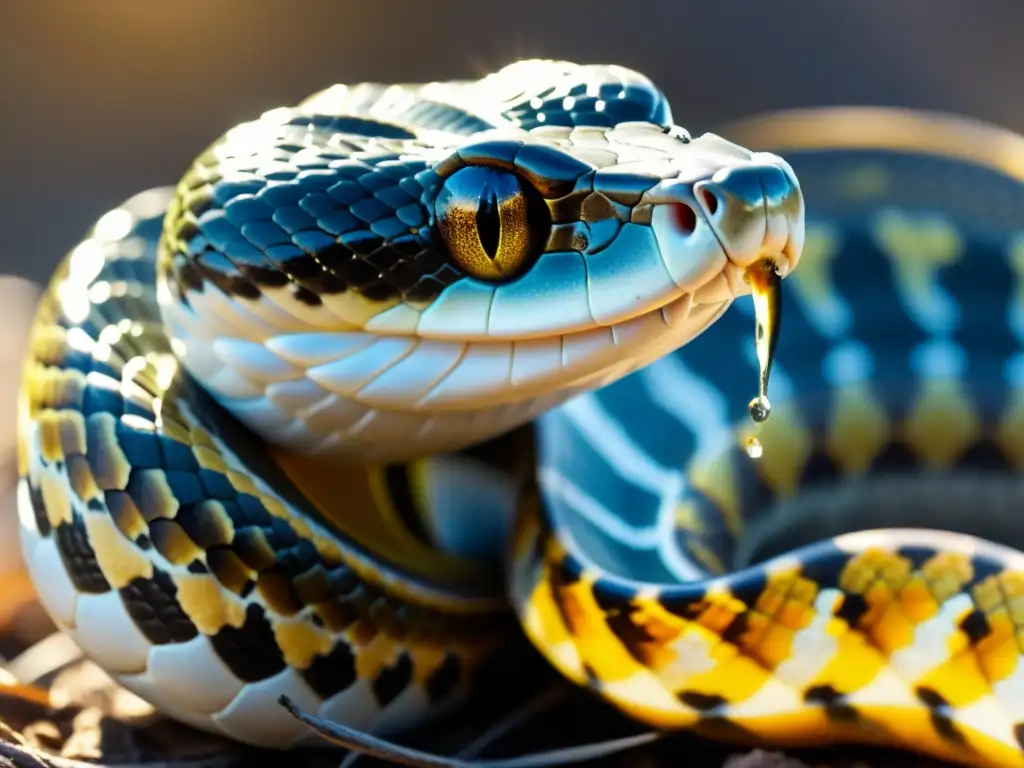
[[748, 395, 772, 424], [746, 437, 763, 459]]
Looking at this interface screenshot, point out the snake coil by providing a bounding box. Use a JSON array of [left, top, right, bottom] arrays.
[[16, 60, 1024, 767]]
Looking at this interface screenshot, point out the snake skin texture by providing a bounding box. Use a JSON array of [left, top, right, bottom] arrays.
[[17, 58, 1024, 768], [511, 112, 1024, 767]]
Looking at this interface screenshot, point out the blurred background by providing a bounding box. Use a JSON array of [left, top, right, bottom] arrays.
[[0, 0, 1020, 285]]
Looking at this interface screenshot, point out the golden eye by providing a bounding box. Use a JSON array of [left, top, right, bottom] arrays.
[[434, 166, 549, 281]]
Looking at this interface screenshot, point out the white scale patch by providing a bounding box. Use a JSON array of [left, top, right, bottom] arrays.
[[886, 592, 973, 680], [987, 665, 1024, 738], [723, 678, 801, 720], [771, 588, 843, 688], [844, 667, 917, 710], [660, 629, 716, 681], [122, 635, 244, 716], [20, 520, 79, 628], [951, 693, 1019, 753], [72, 591, 151, 675], [212, 667, 321, 748], [602, 670, 691, 721]]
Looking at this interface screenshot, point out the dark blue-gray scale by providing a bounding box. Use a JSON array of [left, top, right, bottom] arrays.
[[164, 64, 680, 312]]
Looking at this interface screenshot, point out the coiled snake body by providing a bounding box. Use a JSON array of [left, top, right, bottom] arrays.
[[15, 60, 1024, 767]]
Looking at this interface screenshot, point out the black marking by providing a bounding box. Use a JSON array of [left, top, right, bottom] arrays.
[[580, 662, 601, 690], [917, 687, 970, 745], [679, 691, 727, 712], [54, 519, 111, 594], [548, 555, 582, 589], [602, 604, 655, 665], [894, 545, 940, 571], [425, 654, 461, 703], [27, 480, 51, 537], [209, 603, 286, 682], [916, 685, 949, 710], [959, 609, 992, 644], [119, 570, 199, 645], [834, 593, 870, 627], [1014, 723, 1024, 751], [804, 684, 859, 723], [659, 592, 707, 622], [957, 440, 1013, 471], [187, 560, 208, 574], [799, 450, 841, 487], [804, 684, 844, 704], [292, 284, 322, 306], [693, 716, 762, 744], [301, 641, 357, 699], [931, 712, 968, 745], [868, 443, 921, 473], [720, 612, 750, 645], [372, 652, 413, 707]]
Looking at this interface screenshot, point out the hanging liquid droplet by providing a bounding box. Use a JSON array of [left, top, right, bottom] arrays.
[[748, 394, 771, 423], [744, 259, 782, 458], [746, 437, 763, 459]]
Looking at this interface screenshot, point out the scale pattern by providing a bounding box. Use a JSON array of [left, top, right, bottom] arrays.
[[512, 143, 1024, 766], [18, 189, 510, 747], [17, 58, 1024, 768]]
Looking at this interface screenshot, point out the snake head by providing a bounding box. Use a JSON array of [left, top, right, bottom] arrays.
[[419, 126, 802, 339], [400, 124, 805, 394], [158, 66, 806, 460]]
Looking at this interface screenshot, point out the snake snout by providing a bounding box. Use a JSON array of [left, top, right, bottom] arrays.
[[694, 157, 805, 279]]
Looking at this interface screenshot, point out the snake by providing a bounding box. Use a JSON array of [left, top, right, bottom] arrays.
[[13, 58, 1024, 767]]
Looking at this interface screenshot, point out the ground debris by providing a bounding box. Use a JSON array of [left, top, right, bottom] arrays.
[[0, 599, 959, 768]]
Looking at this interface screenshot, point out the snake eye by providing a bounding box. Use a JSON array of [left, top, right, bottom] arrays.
[[434, 166, 549, 282]]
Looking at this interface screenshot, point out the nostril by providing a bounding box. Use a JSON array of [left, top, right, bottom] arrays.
[[699, 187, 719, 215], [670, 202, 697, 235]]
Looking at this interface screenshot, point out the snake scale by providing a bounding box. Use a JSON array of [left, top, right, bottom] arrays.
[[14, 59, 1024, 767]]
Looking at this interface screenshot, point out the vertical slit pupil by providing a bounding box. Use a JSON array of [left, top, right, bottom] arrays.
[[476, 182, 501, 259]]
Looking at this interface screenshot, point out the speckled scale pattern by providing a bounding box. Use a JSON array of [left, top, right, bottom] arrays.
[[18, 189, 510, 746], [21, 57, 1024, 768], [165, 125, 457, 306]]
